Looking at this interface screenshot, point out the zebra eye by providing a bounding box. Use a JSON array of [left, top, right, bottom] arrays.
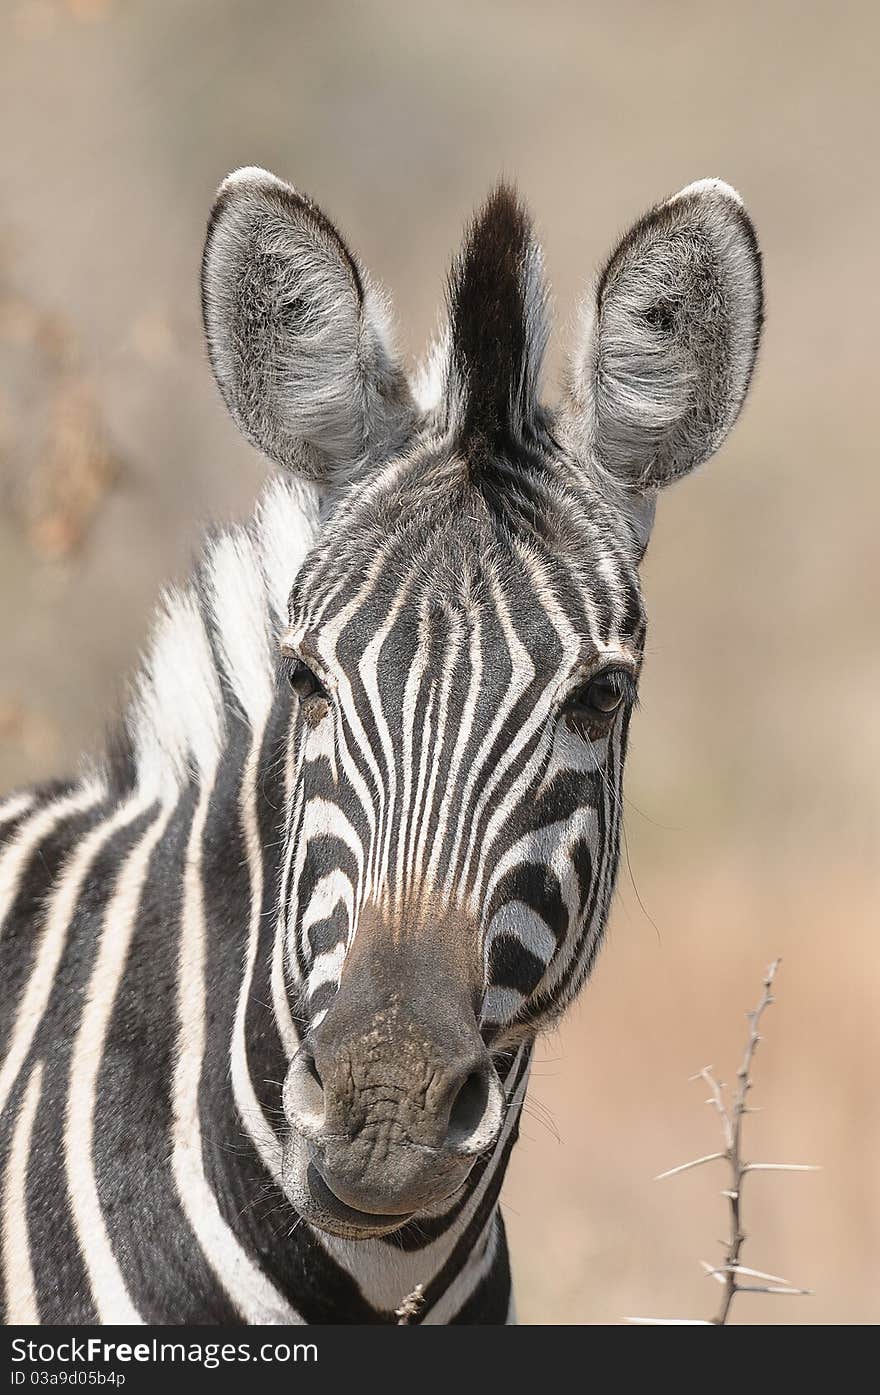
[[284, 658, 327, 706], [564, 669, 633, 727]]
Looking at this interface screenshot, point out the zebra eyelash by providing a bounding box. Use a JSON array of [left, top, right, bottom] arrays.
[[560, 666, 638, 733], [567, 665, 637, 701]]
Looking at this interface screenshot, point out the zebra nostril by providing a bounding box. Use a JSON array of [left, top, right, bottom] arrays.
[[284, 1046, 325, 1136], [445, 1061, 503, 1156], [303, 1050, 324, 1097], [448, 1071, 488, 1137]]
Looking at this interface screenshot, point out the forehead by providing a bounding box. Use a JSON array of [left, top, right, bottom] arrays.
[[289, 443, 646, 666]]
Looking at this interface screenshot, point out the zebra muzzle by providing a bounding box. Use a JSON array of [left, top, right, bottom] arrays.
[[280, 942, 505, 1236]]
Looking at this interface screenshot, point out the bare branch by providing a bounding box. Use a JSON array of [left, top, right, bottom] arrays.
[[630, 958, 816, 1326], [395, 1283, 425, 1324], [711, 958, 784, 1325]]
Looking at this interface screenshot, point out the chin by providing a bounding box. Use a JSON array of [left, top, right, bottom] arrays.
[[281, 1142, 415, 1241]]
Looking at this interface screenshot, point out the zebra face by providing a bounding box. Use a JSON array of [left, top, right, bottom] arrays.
[[203, 170, 762, 1234], [272, 473, 644, 1233], [280, 454, 645, 1045]]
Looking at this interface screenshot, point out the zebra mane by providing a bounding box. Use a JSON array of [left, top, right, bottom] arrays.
[[112, 474, 319, 801]]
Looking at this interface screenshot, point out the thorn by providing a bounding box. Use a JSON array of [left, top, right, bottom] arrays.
[[735, 1284, 812, 1296], [715, 1264, 795, 1286], [655, 1152, 726, 1181], [700, 1261, 726, 1286], [720, 1189, 739, 1200], [743, 1163, 821, 1173], [624, 1318, 714, 1325]]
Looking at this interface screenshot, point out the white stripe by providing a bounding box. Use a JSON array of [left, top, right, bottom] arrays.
[[209, 531, 275, 727], [307, 942, 347, 998], [424, 610, 483, 892], [393, 594, 430, 899], [423, 1213, 500, 1325], [410, 620, 463, 887], [271, 723, 305, 1057], [402, 682, 437, 891], [255, 476, 318, 623], [271, 920, 300, 1061], [299, 871, 355, 937], [0, 792, 35, 829], [132, 587, 225, 797], [0, 781, 104, 940], [481, 984, 525, 1023], [357, 588, 409, 898], [230, 735, 285, 1185], [64, 796, 172, 1324], [485, 900, 557, 963], [1, 1061, 44, 1323], [283, 784, 308, 988]]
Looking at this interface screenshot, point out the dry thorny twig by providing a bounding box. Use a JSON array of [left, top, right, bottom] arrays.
[[627, 959, 818, 1325], [395, 1283, 425, 1325]]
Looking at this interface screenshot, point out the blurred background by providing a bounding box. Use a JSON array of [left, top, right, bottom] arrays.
[[1, 0, 877, 1323]]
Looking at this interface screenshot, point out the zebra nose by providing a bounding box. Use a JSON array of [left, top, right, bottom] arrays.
[[282, 1041, 505, 1158]]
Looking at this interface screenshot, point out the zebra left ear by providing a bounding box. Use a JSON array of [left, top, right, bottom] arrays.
[[564, 179, 764, 495], [202, 167, 413, 484]]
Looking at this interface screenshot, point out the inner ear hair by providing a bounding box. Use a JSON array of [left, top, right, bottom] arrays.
[[201, 167, 411, 483], [568, 178, 763, 493]]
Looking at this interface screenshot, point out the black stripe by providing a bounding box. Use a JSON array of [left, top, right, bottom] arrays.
[[450, 1214, 512, 1324]]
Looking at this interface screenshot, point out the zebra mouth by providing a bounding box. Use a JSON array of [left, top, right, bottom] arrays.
[[303, 1161, 415, 1238]]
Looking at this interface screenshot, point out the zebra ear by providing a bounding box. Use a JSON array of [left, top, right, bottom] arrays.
[[201, 168, 413, 483], [565, 179, 763, 494]]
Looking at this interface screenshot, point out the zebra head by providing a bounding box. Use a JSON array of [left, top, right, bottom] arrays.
[[202, 170, 763, 1238]]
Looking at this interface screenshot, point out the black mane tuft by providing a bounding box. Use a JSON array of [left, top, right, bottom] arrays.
[[446, 184, 547, 448]]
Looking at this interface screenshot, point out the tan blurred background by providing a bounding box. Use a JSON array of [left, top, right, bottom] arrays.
[[1, 0, 877, 1323]]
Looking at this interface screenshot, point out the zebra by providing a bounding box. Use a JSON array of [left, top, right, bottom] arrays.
[[0, 169, 763, 1325]]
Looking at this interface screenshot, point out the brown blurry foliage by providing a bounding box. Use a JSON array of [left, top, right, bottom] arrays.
[[0, 276, 119, 560]]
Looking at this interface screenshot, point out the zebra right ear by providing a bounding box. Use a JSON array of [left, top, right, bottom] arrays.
[[201, 168, 413, 484], [564, 179, 763, 497]]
